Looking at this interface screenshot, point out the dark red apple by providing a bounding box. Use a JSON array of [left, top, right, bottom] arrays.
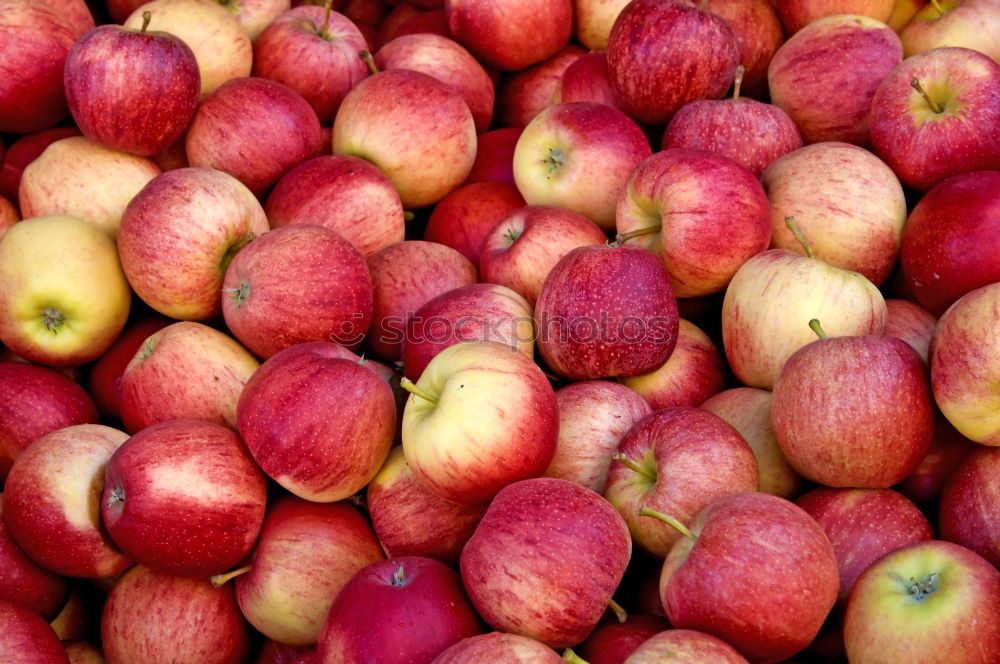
[[0, 599, 69, 664], [423, 181, 526, 267], [939, 446, 1000, 568]]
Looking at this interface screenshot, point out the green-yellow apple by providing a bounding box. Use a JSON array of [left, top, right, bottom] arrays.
[[887, 0, 926, 30], [0, 215, 131, 367], [400, 341, 558, 505], [573, 0, 631, 50]]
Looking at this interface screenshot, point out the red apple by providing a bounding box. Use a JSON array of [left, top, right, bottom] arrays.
[[101, 419, 268, 579], [575, 614, 671, 664], [461, 478, 631, 649], [0, 195, 18, 238], [0, 600, 69, 664], [236, 342, 396, 502], [431, 632, 563, 663], [0, 495, 68, 620], [423, 181, 526, 267], [462, 128, 522, 185], [617, 629, 751, 664], [395, 8, 450, 39], [3, 424, 132, 579], [885, 298, 937, 362], [775, 0, 894, 33], [252, 5, 369, 125], [118, 321, 260, 433], [265, 155, 405, 259], [0, 127, 81, 207], [702, 0, 785, 98], [85, 316, 172, 420], [553, 51, 623, 111], [897, 413, 978, 505], [607, 0, 739, 126], [939, 446, 1000, 567], [494, 44, 586, 128], [102, 565, 251, 664], [767, 15, 903, 145], [63, 13, 200, 157], [366, 240, 478, 362]]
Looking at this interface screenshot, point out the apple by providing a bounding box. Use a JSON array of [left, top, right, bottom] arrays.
[[123, 0, 253, 97], [102, 565, 251, 664], [423, 181, 526, 267], [762, 142, 907, 286], [614, 629, 751, 664], [0, 495, 69, 620], [85, 316, 172, 420], [543, 380, 652, 494], [869, 47, 1000, 193], [374, 33, 495, 133], [897, 413, 978, 505], [265, 155, 405, 259], [431, 632, 563, 663], [0, 195, 18, 237], [463, 127, 522, 185], [552, 51, 623, 111], [573, 0, 632, 51], [461, 478, 632, 649], [333, 69, 477, 209], [604, 407, 759, 558], [214, 495, 385, 646], [252, 5, 368, 125], [607, 0, 739, 126], [661, 70, 803, 179], [401, 341, 558, 505], [18, 137, 161, 239], [720, 226, 888, 390], [374, 2, 422, 49], [494, 44, 586, 128], [885, 298, 937, 362], [900, 0, 1000, 62], [931, 281, 1000, 445], [186, 76, 322, 198], [444, 0, 572, 72], [574, 614, 670, 664], [888, 0, 926, 31], [774, 0, 895, 33], [208, 0, 290, 41], [0, 362, 98, 484], [615, 147, 771, 298], [843, 540, 1000, 664], [255, 640, 315, 664], [701, 387, 804, 499], [367, 446, 488, 564], [772, 323, 935, 488], [401, 283, 535, 382], [702, 0, 785, 98], [222, 224, 373, 357], [535, 244, 679, 380], [395, 8, 450, 40], [0, 600, 70, 664], [939, 446, 1000, 567], [0, 215, 131, 367], [899, 171, 1000, 315], [63, 13, 200, 157], [317, 556, 484, 663], [39, 0, 94, 37], [657, 492, 840, 663], [480, 205, 607, 305], [0, 127, 81, 207], [236, 341, 396, 502], [48, 589, 88, 641], [0, 0, 76, 134], [767, 15, 903, 146], [366, 240, 478, 362], [617, 318, 727, 411], [102, 419, 268, 579], [117, 167, 270, 321], [118, 321, 260, 433], [3, 424, 132, 578]]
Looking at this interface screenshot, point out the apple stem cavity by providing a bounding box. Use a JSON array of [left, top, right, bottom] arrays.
[[608, 598, 628, 624], [140, 10, 152, 33], [910, 78, 944, 113], [42, 307, 65, 334], [784, 216, 814, 258], [611, 451, 655, 482], [391, 563, 406, 586], [210, 565, 252, 588], [613, 225, 661, 246], [639, 506, 698, 542], [562, 649, 591, 664], [543, 147, 565, 178], [809, 318, 828, 339], [732, 64, 745, 99], [907, 572, 939, 600], [319, 0, 334, 40], [399, 377, 439, 404], [359, 50, 379, 76]]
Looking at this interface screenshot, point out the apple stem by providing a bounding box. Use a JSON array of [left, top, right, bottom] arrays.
[[503, 227, 521, 247], [42, 307, 65, 334], [907, 572, 939, 600], [319, 0, 333, 39], [391, 563, 406, 586], [136, 339, 155, 362], [638, 506, 698, 542], [910, 78, 944, 114], [562, 649, 591, 664], [809, 318, 828, 339], [928, 0, 944, 16], [140, 10, 152, 33], [611, 451, 655, 482], [222, 281, 250, 306], [732, 65, 745, 99], [399, 377, 439, 404], [359, 50, 379, 76], [784, 216, 814, 259], [613, 225, 661, 246], [403, 210, 415, 222], [348, 492, 369, 511], [210, 565, 252, 588], [544, 147, 565, 178], [106, 485, 125, 508], [608, 598, 628, 624]]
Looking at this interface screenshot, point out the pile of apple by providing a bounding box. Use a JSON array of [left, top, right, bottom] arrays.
[[2, 0, 1000, 662]]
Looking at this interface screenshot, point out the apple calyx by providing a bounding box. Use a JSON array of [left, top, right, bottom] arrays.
[[399, 377, 439, 404], [732, 64, 745, 99], [391, 563, 407, 586], [140, 10, 152, 34], [784, 216, 815, 258], [543, 147, 566, 178], [359, 50, 379, 76], [42, 307, 66, 334], [223, 281, 250, 307], [106, 485, 125, 508], [318, 0, 334, 40], [809, 318, 828, 339], [502, 227, 521, 247], [611, 451, 656, 483], [608, 597, 628, 624], [562, 649, 591, 664], [906, 571, 940, 601], [210, 565, 252, 588], [613, 225, 661, 246], [639, 506, 698, 542], [910, 78, 944, 114]]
